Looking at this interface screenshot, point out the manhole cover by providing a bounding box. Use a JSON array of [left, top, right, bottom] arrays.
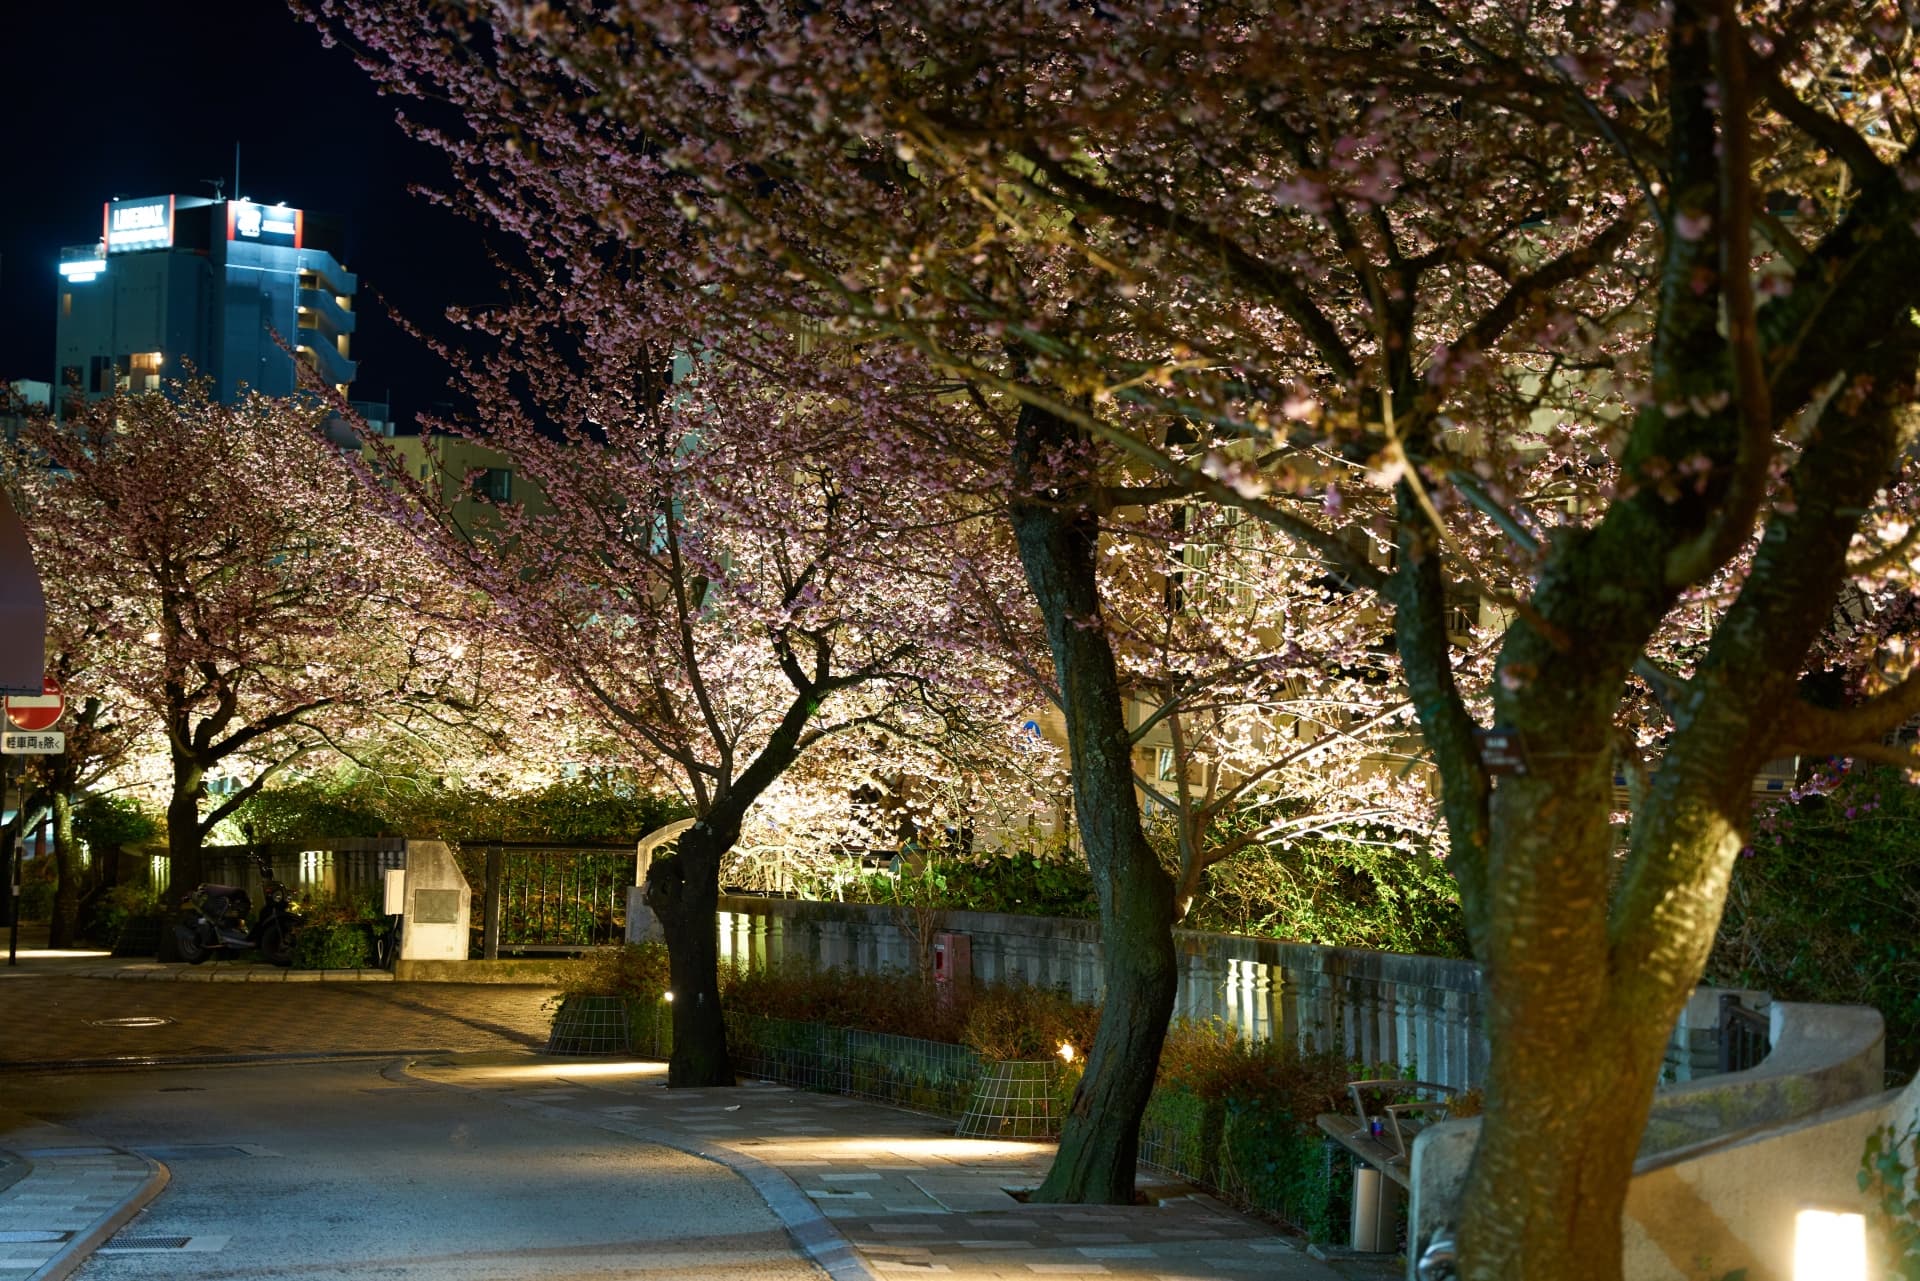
[[89, 1016, 174, 1028]]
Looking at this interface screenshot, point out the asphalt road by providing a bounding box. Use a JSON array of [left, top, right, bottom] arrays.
[[0, 1060, 823, 1281]]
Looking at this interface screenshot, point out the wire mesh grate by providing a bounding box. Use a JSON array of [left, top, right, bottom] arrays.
[[547, 995, 631, 1055], [630, 1001, 672, 1059], [726, 1015, 984, 1117], [956, 1059, 1065, 1139]]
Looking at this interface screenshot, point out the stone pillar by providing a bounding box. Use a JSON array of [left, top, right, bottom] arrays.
[[750, 908, 770, 970], [398, 841, 470, 962], [1250, 960, 1274, 1042], [626, 886, 665, 944]]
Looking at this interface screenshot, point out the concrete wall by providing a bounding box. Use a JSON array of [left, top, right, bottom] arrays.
[[1408, 1002, 1890, 1279]]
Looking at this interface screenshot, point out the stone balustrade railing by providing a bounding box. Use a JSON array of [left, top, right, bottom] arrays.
[[714, 895, 1490, 1088]]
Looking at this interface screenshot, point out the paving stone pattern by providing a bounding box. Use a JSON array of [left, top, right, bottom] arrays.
[[415, 1055, 1356, 1281], [0, 1110, 161, 1280], [0, 976, 555, 1064]]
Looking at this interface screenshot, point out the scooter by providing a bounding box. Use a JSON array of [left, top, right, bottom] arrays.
[[173, 854, 303, 967]]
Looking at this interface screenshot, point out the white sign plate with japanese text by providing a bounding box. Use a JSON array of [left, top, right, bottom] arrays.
[[2, 732, 64, 755]]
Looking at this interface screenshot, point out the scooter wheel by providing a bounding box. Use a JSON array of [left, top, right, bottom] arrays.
[[258, 921, 294, 968], [174, 925, 210, 965]]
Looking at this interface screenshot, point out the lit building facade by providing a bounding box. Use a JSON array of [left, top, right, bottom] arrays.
[[54, 194, 359, 414]]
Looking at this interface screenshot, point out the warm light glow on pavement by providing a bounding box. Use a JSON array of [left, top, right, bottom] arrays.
[[414, 1056, 667, 1083]]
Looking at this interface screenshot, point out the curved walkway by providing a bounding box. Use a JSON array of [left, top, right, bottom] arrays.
[[0, 947, 1391, 1280]]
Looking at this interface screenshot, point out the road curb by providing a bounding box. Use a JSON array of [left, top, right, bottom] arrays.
[[399, 1057, 878, 1281], [30, 1154, 169, 1281], [54, 966, 395, 982]]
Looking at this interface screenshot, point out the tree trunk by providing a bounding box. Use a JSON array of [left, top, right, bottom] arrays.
[[165, 763, 205, 897], [1458, 1010, 1668, 1281], [646, 816, 733, 1087], [48, 791, 77, 949], [1010, 401, 1179, 1205], [158, 764, 206, 963]]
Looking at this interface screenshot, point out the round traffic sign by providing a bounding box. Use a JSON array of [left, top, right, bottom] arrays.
[[5, 677, 64, 732]]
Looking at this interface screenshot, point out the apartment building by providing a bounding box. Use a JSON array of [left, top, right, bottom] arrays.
[[54, 193, 359, 413]]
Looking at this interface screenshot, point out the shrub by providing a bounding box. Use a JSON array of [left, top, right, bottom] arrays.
[[1711, 763, 1920, 1074], [228, 771, 690, 845], [1156, 1019, 1351, 1111], [563, 942, 671, 1003], [713, 962, 1106, 1056], [1861, 1120, 1920, 1280], [15, 876, 52, 923], [74, 795, 160, 850], [96, 883, 165, 945], [296, 890, 383, 927], [828, 828, 1470, 959], [722, 961, 969, 1043], [682, 962, 1364, 1242], [835, 841, 1100, 919], [961, 981, 1100, 1061], [1177, 832, 1470, 958], [1146, 1019, 1355, 1240], [292, 922, 375, 970]]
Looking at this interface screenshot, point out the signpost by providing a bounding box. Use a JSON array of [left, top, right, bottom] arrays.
[[5, 676, 64, 732], [1, 678, 63, 965]]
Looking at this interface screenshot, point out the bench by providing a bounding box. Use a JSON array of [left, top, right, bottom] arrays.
[[1316, 1080, 1457, 1251]]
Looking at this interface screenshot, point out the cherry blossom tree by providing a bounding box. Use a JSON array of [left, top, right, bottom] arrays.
[[309, 1, 1920, 1273], [13, 385, 485, 898], [1099, 498, 1452, 916], [15, 626, 155, 948], [352, 288, 1038, 1081]]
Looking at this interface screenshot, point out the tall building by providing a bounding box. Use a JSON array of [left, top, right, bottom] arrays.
[[54, 194, 358, 414]]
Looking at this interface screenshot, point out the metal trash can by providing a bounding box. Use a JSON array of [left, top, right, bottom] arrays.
[[1350, 1164, 1404, 1252]]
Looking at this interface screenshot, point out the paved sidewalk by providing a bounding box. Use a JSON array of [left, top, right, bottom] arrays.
[[0, 976, 554, 1067], [409, 1051, 1389, 1281], [0, 1108, 166, 1281], [0, 933, 393, 982]]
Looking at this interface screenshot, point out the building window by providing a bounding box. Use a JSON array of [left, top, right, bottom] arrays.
[[472, 468, 512, 502], [129, 351, 163, 392], [419, 463, 430, 480], [1156, 747, 1179, 782], [61, 292, 72, 318]]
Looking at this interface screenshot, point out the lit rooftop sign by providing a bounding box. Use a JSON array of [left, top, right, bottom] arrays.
[[226, 200, 303, 248], [104, 196, 174, 253]]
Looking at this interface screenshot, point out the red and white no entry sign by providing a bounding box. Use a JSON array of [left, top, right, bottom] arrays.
[[5, 676, 64, 732]]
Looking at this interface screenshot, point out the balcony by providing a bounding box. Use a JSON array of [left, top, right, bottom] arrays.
[[297, 288, 356, 338], [294, 332, 357, 388]]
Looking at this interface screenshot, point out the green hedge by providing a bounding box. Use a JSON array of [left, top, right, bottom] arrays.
[[292, 922, 375, 970], [835, 832, 1468, 959], [1713, 764, 1920, 1074], [1141, 1087, 1345, 1241]]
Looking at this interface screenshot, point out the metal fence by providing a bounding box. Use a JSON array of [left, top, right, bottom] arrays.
[[1717, 993, 1773, 1073], [726, 1013, 985, 1116], [462, 842, 636, 954], [201, 840, 406, 908]]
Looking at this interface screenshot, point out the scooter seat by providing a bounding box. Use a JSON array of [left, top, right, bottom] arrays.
[[200, 884, 243, 897]]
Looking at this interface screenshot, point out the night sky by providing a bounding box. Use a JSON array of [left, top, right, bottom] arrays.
[[0, 0, 492, 428]]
